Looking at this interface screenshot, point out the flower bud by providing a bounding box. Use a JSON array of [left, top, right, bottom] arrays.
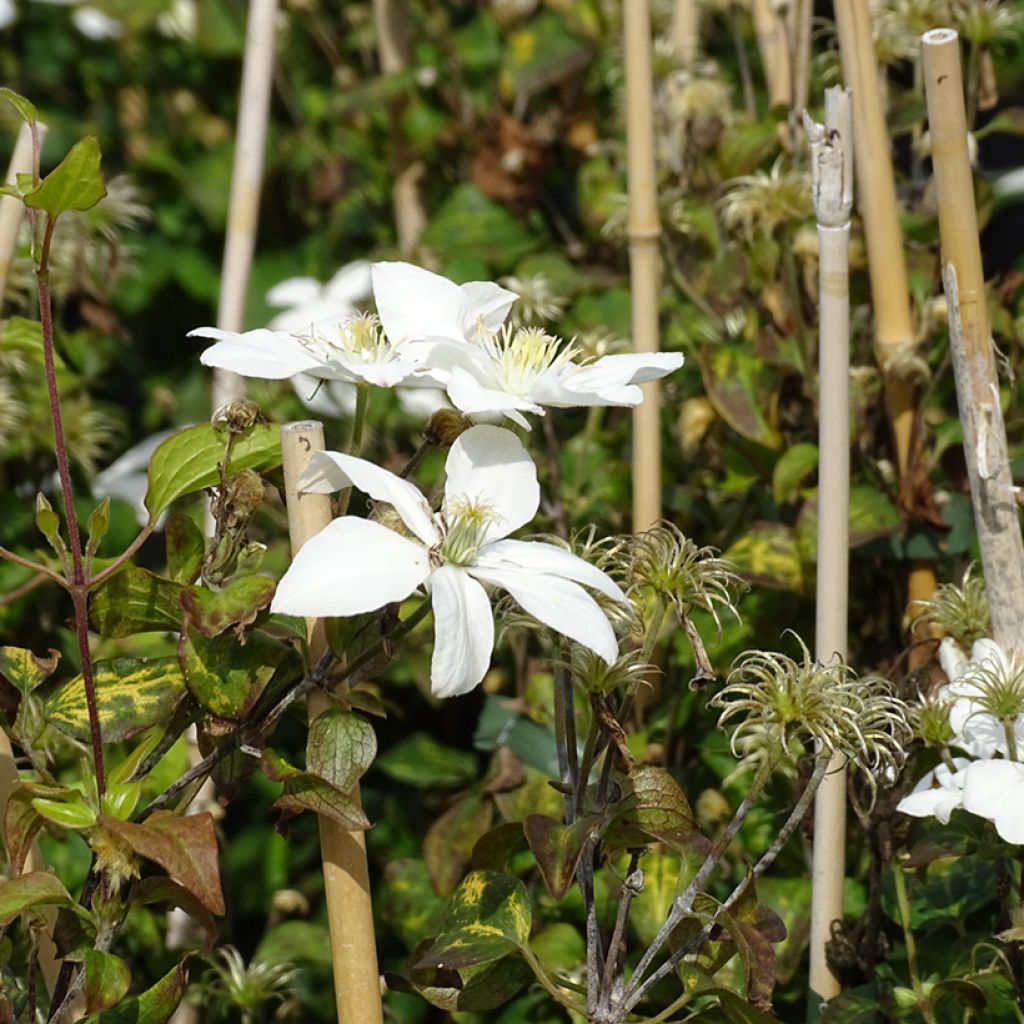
[[425, 409, 472, 447], [212, 399, 265, 434]]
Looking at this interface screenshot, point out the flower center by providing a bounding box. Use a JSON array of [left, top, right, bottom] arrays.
[[440, 499, 498, 566], [480, 325, 577, 395], [303, 312, 393, 364]]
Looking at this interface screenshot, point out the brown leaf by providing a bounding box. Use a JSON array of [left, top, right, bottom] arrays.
[[99, 811, 225, 915]]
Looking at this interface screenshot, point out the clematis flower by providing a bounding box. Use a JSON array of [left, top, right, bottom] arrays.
[[962, 759, 1024, 844], [266, 261, 372, 333], [896, 759, 969, 824], [270, 425, 628, 698], [371, 262, 685, 428]]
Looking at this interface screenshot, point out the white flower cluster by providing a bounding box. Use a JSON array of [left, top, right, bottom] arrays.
[[191, 262, 684, 698], [898, 638, 1024, 844]]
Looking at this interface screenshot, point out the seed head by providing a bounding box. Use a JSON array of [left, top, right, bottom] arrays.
[[913, 565, 991, 649]]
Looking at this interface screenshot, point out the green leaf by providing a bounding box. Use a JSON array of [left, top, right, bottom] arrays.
[[85, 499, 111, 562], [31, 797, 97, 830], [132, 877, 217, 951], [164, 513, 205, 584], [81, 959, 190, 1024], [415, 871, 532, 971], [144, 422, 281, 518], [771, 443, 818, 504], [700, 344, 782, 449], [380, 860, 445, 950], [46, 657, 187, 745], [0, 645, 59, 695], [0, 871, 77, 927], [83, 950, 131, 1013], [98, 811, 224, 916], [797, 484, 902, 556], [630, 852, 684, 947], [180, 575, 276, 638], [307, 709, 377, 791], [529, 922, 585, 974], [606, 766, 705, 853], [181, 628, 291, 722], [723, 522, 806, 594], [25, 136, 107, 218], [376, 733, 478, 789], [424, 794, 494, 898], [408, 955, 533, 1012], [4, 787, 45, 875], [35, 492, 67, 562], [88, 567, 185, 637], [0, 88, 38, 124], [522, 814, 603, 900], [261, 750, 371, 831]]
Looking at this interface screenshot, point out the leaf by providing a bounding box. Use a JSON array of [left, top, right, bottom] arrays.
[[700, 344, 782, 449], [88, 567, 185, 637], [414, 871, 532, 971], [31, 797, 97, 830], [772, 443, 818, 504], [164, 513, 205, 585], [83, 950, 131, 1013], [0, 88, 39, 123], [180, 629, 291, 722], [180, 575, 277, 638], [81, 959, 190, 1024], [0, 645, 59, 695], [4, 787, 45, 875], [132, 877, 217, 951], [0, 871, 78, 927], [470, 822, 529, 871], [35, 492, 67, 561], [145, 422, 281, 518], [606, 766, 705, 853], [797, 484, 902, 555], [98, 812, 224, 916], [52, 907, 94, 959], [424, 794, 494, 898], [723, 522, 806, 594], [716, 988, 785, 1023], [376, 733, 478, 789], [46, 657, 187, 745], [522, 814, 603, 900], [85, 499, 112, 562], [380, 860, 446, 950], [630, 852, 684, 948], [25, 136, 107, 218], [261, 750, 371, 831], [307, 709, 377, 791], [407, 955, 533, 1012], [529, 922, 585, 973]]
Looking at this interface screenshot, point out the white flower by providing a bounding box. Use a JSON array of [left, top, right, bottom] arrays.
[[266, 261, 372, 333], [372, 262, 685, 428], [896, 759, 969, 824], [72, 6, 123, 39], [0, 0, 15, 30], [270, 425, 628, 698], [962, 759, 1024, 844], [92, 428, 182, 526]]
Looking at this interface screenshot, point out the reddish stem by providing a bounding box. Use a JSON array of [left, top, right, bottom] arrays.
[[36, 217, 105, 796]]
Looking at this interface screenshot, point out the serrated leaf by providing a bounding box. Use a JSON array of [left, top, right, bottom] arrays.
[[771, 443, 818, 504], [424, 795, 494, 898], [0, 645, 59, 695], [180, 575, 276, 638], [522, 814, 603, 900], [31, 797, 97, 830], [181, 628, 290, 721], [0, 871, 77, 927], [415, 871, 532, 971], [88, 567, 185, 637], [81, 959, 190, 1024], [4, 787, 45, 875], [0, 88, 38, 124], [98, 812, 224, 915], [46, 657, 187, 744], [261, 750, 371, 831], [376, 733, 478, 789], [83, 950, 131, 1013], [25, 136, 106, 218], [144, 423, 281, 518], [132, 877, 216, 951], [164, 513, 205, 584], [307, 709, 377, 792]]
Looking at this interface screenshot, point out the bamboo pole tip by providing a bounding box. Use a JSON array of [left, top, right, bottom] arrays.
[[281, 420, 325, 435], [922, 27, 958, 45]]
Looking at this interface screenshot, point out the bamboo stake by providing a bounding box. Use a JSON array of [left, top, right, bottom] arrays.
[[669, 0, 700, 65], [212, 0, 278, 412], [922, 29, 1024, 653], [624, 0, 663, 532], [373, 0, 426, 254], [280, 421, 384, 1024], [804, 87, 854, 1008], [833, 0, 939, 641], [751, 0, 792, 111], [790, 0, 813, 119]]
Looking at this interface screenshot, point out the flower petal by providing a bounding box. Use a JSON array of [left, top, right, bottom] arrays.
[[444, 425, 539, 543], [271, 517, 430, 617], [970, 637, 1009, 674], [475, 539, 629, 605], [962, 759, 1024, 835], [459, 281, 519, 332], [447, 366, 544, 420], [469, 563, 619, 664], [266, 276, 322, 308], [324, 261, 372, 304], [192, 327, 323, 380], [429, 565, 495, 698], [938, 637, 968, 682], [298, 451, 440, 546], [372, 262, 472, 344], [562, 352, 684, 395], [291, 375, 358, 418]]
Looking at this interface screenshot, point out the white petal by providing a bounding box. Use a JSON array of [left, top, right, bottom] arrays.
[[325, 261, 373, 304], [938, 637, 968, 682], [429, 566, 495, 698], [458, 281, 519, 333], [266, 276, 322, 308], [298, 451, 440, 546], [444, 425, 539, 543], [897, 787, 962, 822], [193, 327, 322, 380], [562, 352, 683, 395], [373, 262, 471, 344], [447, 366, 544, 419], [971, 637, 1009, 674], [469, 564, 619, 664], [475, 539, 628, 605], [291, 375, 358, 418], [962, 759, 1024, 824], [271, 517, 430, 617]]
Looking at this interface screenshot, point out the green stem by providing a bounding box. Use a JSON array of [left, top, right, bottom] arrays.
[[893, 861, 937, 1024], [337, 385, 369, 517]]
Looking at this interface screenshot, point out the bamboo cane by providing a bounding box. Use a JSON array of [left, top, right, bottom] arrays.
[[833, 0, 939, 642], [624, 0, 663, 532], [669, 0, 700, 65], [211, 0, 278, 412], [804, 87, 854, 1008], [751, 0, 792, 111], [280, 421, 384, 1024], [922, 29, 1024, 653], [373, 0, 426, 254]]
